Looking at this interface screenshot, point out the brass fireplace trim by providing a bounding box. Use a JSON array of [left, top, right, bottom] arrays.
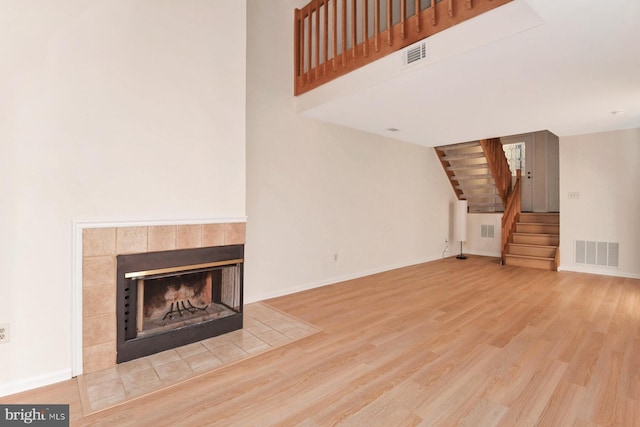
[[124, 258, 244, 279]]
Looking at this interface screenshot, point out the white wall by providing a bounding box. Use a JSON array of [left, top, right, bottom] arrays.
[[465, 213, 502, 258], [559, 128, 640, 278], [0, 0, 246, 395], [245, 0, 456, 302]]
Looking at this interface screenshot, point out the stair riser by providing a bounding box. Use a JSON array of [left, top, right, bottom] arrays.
[[519, 214, 559, 224], [516, 223, 559, 234], [508, 245, 557, 258], [512, 234, 559, 246], [504, 256, 555, 271]]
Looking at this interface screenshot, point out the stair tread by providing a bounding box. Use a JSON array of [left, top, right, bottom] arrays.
[[462, 196, 502, 200], [517, 221, 559, 225], [509, 243, 558, 248], [452, 174, 494, 180], [437, 142, 481, 151], [456, 184, 495, 190], [441, 153, 486, 161], [446, 164, 489, 171], [513, 232, 559, 237], [505, 254, 554, 261]]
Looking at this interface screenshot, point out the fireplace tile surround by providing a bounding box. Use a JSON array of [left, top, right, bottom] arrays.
[[81, 222, 245, 374]]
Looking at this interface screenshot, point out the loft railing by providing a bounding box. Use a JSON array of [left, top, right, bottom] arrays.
[[501, 169, 521, 264], [294, 0, 513, 96]]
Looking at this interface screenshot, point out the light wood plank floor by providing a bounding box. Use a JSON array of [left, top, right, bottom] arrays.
[[3, 256, 639, 426]]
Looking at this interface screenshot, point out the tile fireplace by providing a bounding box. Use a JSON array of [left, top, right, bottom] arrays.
[[80, 221, 246, 374]]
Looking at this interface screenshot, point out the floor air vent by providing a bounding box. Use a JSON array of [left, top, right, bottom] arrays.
[[575, 240, 619, 267], [403, 42, 427, 66]]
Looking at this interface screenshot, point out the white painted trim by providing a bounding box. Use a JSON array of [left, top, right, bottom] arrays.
[[466, 250, 502, 258], [245, 255, 439, 304], [0, 369, 72, 398], [72, 216, 247, 229], [71, 223, 84, 377], [558, 264, 640, 280], [70, 216, 248, 377]]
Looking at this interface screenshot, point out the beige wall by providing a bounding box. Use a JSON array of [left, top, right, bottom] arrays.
[[0, 0, 246, 395], [559, 128, 640, 277], [245, 0, 456, 302]]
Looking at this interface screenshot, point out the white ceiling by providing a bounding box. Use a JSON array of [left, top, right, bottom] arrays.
[[297, 0, 640, 147]]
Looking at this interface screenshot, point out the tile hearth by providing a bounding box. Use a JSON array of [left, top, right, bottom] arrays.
[[77, 303, 320, 416]]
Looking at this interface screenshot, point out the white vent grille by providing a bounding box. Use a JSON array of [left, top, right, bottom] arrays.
[[481, 225, 495, 238], [403, 41, 427, 66], [575, 240, 619, 268]]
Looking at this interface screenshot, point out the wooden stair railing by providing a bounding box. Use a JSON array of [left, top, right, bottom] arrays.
[[501, 169, 521, 264], [479, 138, 512, 206], [294, 0, 513, 96]]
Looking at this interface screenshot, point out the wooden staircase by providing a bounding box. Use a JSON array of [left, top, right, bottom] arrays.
[[435, 141, 504, 213], [504, 213, 560, 271], [436, 138, 559, 272]]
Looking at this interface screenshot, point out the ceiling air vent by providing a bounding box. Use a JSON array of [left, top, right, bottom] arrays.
[[403, 41, 427, 67]]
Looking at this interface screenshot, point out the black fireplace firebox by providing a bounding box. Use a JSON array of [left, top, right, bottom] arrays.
[[116, 245, 244, 363]]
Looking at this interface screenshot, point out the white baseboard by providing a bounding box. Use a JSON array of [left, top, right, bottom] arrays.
[[465, 250, 501, 258], [245, 255, 439, 304], [558, 264, 640, 279], [0, 369, 72, 398]]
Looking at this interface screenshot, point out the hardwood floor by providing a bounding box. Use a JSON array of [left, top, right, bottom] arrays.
[[3, 256, 639, 426]]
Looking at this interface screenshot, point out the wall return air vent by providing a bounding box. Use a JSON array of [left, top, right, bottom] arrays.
[[402, 41, 427, 67], [574, 240, 619, 268]]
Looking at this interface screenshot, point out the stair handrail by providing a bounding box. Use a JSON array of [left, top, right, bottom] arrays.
[[501, 169, 521, 264], [479, 138, 512, 206]]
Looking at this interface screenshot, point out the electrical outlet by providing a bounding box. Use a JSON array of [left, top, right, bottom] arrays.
[[333, 253, 338, 262], [568, 191, 580, 199], [0, 323, 9, 344]]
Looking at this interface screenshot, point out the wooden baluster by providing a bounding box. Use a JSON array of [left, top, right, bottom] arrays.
[[315, 0, 320, 79], [374, 0, 380, 52], [307, 8, 312, 82], [342, 0, 347, 67], [401, 0, 406, 39], [363, 0, 368, 57], [351, 0, 357, 61], [415, 0, 421, 32], [324, 0, 329, 74], [449, 0, 454, 17], [387, 0, 393, 46], [467, 0, 473, 8], [333, 0, 338, 71], [431, 0, 437, 26], [294, 8, 301, 93]]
